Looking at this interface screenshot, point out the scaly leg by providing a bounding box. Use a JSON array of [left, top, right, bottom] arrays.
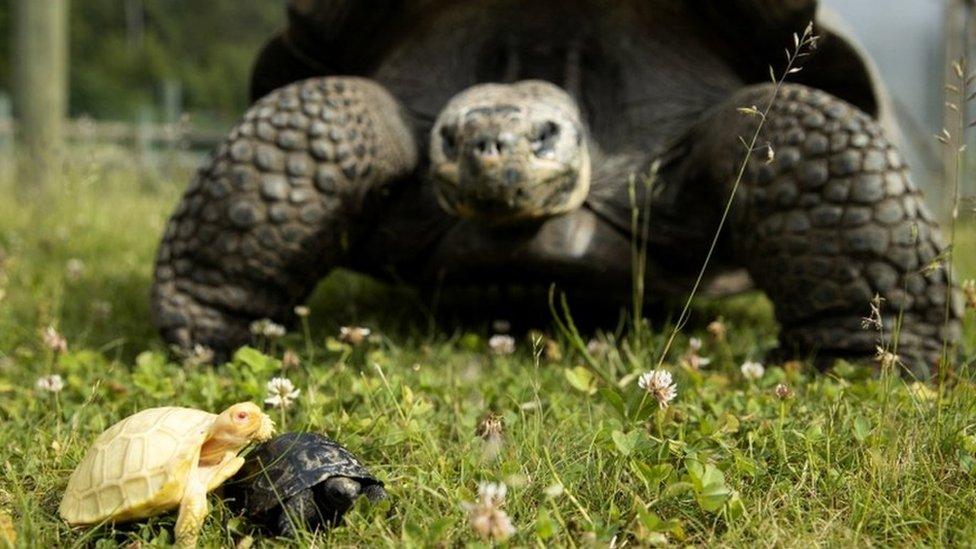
[[688, 83, 963, 378], [175, 473, 209, 549], [151, 76, 418, 356]]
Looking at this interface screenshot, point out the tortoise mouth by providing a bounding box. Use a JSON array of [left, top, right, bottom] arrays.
[[433, 154, 590, 225]]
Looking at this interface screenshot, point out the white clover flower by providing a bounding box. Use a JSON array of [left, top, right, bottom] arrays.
[[586, 338, 608, 357], [182, 344, 214, 367], [294, 305, 310, 318], [264, 377, 300, 409], [488, 334, 515, 356], [682, 353, 712, 370], [42, 326, 68, 354], [637, 369, 677, 409], [740, 360, 765, 380], [282, 350, 301, 370], [35, 374, 64, 394], [339, 326, 371, 345], [90, 300, 113, 320], [774, 383, 795, 400], [681, 338, 711, 370], [65, 258, 85, 281], [462, 482, 515, 541], [544, 483, 564, 498], [250, 319, 287, 339]]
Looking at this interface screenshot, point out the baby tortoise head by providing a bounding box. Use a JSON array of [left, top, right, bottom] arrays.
[[431, 80, 590, 225], [199, 402, 275, 464]]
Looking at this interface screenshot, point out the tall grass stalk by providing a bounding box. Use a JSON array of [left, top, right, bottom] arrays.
[[935, 57, 971, 433], [652, 24, 819, 369], [629, 162, 659, 343]]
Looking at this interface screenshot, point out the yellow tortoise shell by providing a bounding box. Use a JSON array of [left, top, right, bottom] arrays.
[[60, 406, 217, 525]]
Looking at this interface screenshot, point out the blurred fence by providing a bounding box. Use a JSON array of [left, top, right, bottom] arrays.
[[0, 91, 222, 173], [0, 116, 222, 151]]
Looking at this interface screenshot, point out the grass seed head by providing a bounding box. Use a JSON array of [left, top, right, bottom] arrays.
[[963, 279, 976, 310], [874, 347, 901, 371], [476, 412, 504, 441]]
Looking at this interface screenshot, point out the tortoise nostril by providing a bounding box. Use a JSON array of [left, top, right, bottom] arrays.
[[473, 137, 501, 157]]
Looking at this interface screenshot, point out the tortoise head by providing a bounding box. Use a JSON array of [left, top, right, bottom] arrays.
[[200, 402, 275, 464], [431, 80, 590, 225]]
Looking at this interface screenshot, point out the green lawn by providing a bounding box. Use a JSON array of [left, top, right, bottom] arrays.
[[0, 149, 975, 547]]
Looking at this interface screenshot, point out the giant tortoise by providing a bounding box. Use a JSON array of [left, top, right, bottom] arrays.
[[151, 0, 962, 376]]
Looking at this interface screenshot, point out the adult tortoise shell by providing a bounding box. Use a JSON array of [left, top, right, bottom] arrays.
[[151, 0, 963, 377]]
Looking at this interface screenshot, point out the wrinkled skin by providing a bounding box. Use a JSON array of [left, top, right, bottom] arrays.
[[151, 0, 962, 377]]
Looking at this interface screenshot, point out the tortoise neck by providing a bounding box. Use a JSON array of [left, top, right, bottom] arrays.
[[199, 432, 245, 465]]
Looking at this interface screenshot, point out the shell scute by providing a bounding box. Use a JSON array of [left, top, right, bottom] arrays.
[[229, 433, 383, 515], [59, 407, 217, 525]]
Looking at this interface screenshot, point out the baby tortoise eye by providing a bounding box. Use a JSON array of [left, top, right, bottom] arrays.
[[439, 125, 459, 158], [531, 121, 560, 157]]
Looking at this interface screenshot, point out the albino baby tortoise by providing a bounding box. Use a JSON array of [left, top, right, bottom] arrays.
[[59, 403, 274, 548], [226, 433, 386, 536]]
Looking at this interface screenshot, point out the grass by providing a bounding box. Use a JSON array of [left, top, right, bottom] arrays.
[[0, 147, 974, 548]]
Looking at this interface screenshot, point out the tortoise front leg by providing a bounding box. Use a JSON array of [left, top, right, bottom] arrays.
[[151, 76, 418, 356], [175, 469, 209, 548], [690, 83, 963, 378]]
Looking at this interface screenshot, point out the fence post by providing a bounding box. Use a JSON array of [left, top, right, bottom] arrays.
[[136, 104, 153, 172], [13, 0, 69, 189], [0, 93, 12, 179]]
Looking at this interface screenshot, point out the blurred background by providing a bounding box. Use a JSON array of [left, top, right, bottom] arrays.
[[0, 0, 971, 210]]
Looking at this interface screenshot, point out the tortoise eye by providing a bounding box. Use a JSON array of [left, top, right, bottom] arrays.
[[531, 121, 560, 157], [439, 126, 459, 158]]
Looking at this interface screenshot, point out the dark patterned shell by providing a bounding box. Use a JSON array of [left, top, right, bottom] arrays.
[[275, 0, 885, 119], [229, 433, 383, 514]]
